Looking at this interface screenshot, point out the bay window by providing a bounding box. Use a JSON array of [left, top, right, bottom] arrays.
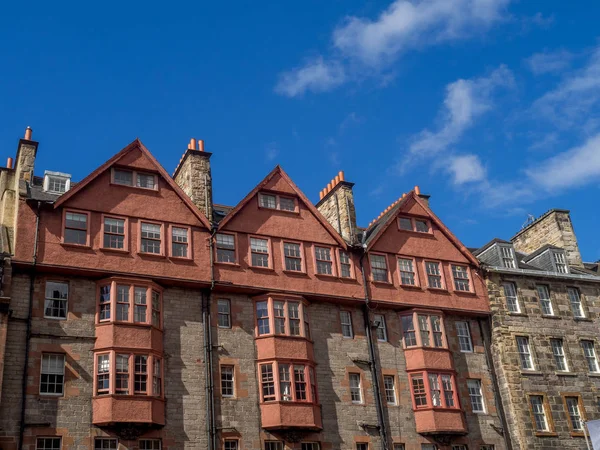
[[259, 362, 318, 403], [255, 297, 309, 338], [401, 312, 446, 348], [410, 371, 458, 410], [95, 351, 162, 397], [97, 281, 162, 327]]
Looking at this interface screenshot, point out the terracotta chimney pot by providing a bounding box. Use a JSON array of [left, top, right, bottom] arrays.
[[24, 126, 32, 140], [198, 139, 204, 152], [6, 157, 13, 169], [414, 185, 421, 195], [334, 175, 340, 184], [327, 182, 332, 191], [339, 171, 344, 181]]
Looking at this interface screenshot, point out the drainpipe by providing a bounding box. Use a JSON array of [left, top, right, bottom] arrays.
[[478, 318, 512, 450], [19, 201, 41, 450], [358, 240, 389, 450]]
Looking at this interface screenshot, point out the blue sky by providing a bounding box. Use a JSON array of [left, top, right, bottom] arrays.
[[1, 1, 599, 260]]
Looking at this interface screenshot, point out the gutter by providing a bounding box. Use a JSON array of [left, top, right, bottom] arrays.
[[358, 239, 389, 450], [485, 266, 600, 282], [19, 201, 41, 450]]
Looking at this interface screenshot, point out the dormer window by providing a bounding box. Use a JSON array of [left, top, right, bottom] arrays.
[[258, 192, 297, 212], [397, 216, 431, 233], [498, 245, 516, 268], [112, 168, 158, 190], [552, 251, 568, 273], [43, 171, 71, 194]]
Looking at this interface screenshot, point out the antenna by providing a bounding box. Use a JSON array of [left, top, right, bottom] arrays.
[[521, 214, 535, 229]]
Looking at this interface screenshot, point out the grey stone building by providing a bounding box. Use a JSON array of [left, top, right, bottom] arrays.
[[474, 209, 600, 449]]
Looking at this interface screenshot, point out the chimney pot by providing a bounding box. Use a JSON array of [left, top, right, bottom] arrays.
[[6, 157, 13, 169], [24, 126, 32, 140], [319, 190, 324, 200], [190, 138, 197, 150], [414, 185, 421, 195], [327, 182, 332, 192], [198, 139, 204, 152], [339, 171, 344, 181], [334, 175, 340, 184]]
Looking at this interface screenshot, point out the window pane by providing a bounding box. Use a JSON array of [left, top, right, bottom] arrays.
[[340, 311, 353, 338], [114, 169, 133, 186], [37, 437, 62, 450], [384, 375, 396, 404], [536, 285, 553, 315], [370, 254, 388, 282], [40, 354, 65, 395], [425, 262, 442, 288], [374, 314, 387, 341], [44, 282, 68, 319], [257, 301, 270, 335], [502, 282, 520, 313], [279, 197, 295, 211], [398, 258, 416, 285], [349, 373, 361, 403], [467, 379, 484, 412], [221, 366, 234, 397], [415, 220, 429, 232], [399, 217, 412, 230], [456, 321, 473, 352], [530, 395, 548, 431], [451, 265, 470, 291], [516, 336, 534, 370], [551, 338, 568, 371], [402, 315, 417, 347], [218, 299, 231, 328], [259, 194, 276, 209], [136, 173, 156, 189], [568, 288, 584, 318], [65, 212, 87, 230]]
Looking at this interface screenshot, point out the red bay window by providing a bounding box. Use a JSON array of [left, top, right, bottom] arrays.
[[259, 361, 318, 404], [409, 371, 458, 410]]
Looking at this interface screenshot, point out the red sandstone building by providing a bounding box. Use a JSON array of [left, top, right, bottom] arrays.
[[0, 129, 507, 450]]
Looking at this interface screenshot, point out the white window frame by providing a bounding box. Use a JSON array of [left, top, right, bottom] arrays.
[[217, 299, 231, 328], [582, 340, 600, 373], [550, 338, 569, 372], [456, 321, 473, 352], [498, 245, 515, 268], [552, 250, 569, 273], [467, 379, 485, 413], [516, 336, 535, 371], [349, 373, 362, 404], [383, 375, 396, 405], [340, 310, 353, 338], [567, 287, 585, 318], [44, 281, 68, 320], [373, 314, 387, 342], [40, 353, 65, 396], [221, 365, 235, 398], [43, 171, 71, 194], [36, 437, 62, 450], [536, 285, 554, 316], [502, 282, 520, 313]]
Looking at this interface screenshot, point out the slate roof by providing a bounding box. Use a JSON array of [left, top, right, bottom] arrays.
[[471, 238, 511, 257], [521, 244, 562, 263]]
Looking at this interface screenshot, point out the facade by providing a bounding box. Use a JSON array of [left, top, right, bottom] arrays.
[[0, 128, 509, 450], [474, 209, 600, 449]]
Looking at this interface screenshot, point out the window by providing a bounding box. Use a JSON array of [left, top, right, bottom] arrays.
[[301, 444, 320, 450], [113, 169, 133, 186], [279, 197, 295, 212], [356, 444, 368, 450], [216, 234, 236, 263], [315, 246, 333, 275], [266, 363, 315, 403], [46, 176, 68, 194], [64, 211, 88, 245], [402, 315, 417, 347], [550, 339, 569, 371], [139, 440, 161, 450], [171, 227, 189, 257], [411, 375, 427, 407], [552, 251, 568, 273], [582, 340, 599, 372], [279, 363, 291, 401], [153, 359, 162, 396], [256, 301, 270, 335], [441, 374, 455, 407], [374, 314, 387, 341], [370, 254, 388, 282], [288, 302, 301, 336], [96, 354, 110, 395], [99, 285, 111, 321], [134, 287, 148, 323], [224, 440, 238, 450], [456, 321, 473, 352], [529, 395, 549, 431], [103, 217, 125, 249], [250, 237, 270, 267], [44, 281, 68, 319], [134, 355, 147, 394], [467, 379, 485, 413], [568, 288, 585, 318], [565, 396, 584, 431], [140, 222, 161, 254], [398, 217, 431, 233], [136, 172, 156, 189], [340, 311, 353, 338], [499, 245, 515, 268], [339, 251, 352, 278], [221, 366, 234, 397], [398, 258, 417, 286], [516, 336, 535, 370], [384, 375, 396, 404], [425, 373, 455, 408], [349, 373, 362, 403], [415, 219, 430, 233], [116, 285, 130, 321], [265, 442, 284, 450], [218, 299, 231, 328], [294, 365, 307, 400], [115, 354, 129, 394], [40, 354, 65, 395], [393, 445, 405, 450], [36, 438, 61, 450], [502, 282, 520, 313], [284, 242, 303, 271], [94, 439, 118, 449], [152, 291, 160, 328], [536, 285, 553, 316], [451, 265, 470, 291], [274, 301, 286, 334], [425, 261, 443, 288], [399, 217, 412, 230], [261, 363, 275, 401], [259, 193, 276, 209]]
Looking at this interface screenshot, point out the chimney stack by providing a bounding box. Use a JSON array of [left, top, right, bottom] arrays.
[[173, 137, 213, 223], [316, 171, 357, 244]]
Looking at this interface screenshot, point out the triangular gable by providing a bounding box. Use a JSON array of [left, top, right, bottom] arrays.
[[53, 139, 211, 229], [365, 191, 479, 266], [218, 166, 348, 249]]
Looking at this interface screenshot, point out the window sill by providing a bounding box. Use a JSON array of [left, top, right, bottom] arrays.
[[371, 280, 393, 286], [399, 284, 423, 290], [43, 316, 67, 321], [96, 321, 162, 331], [574, 317, 593, 322], [541, 315, 561, 320], [587, 372, 600, 378], [398, 228, 434, 237], [137, 252, 166, 259], [520, 370, 543, 376], [99, 247, 130, 254], [453, 290, 477, 296], [60, 242, 92, 250], [426, 287, 449, 293], [39, 393, 64, 399], [215, 261, 240, 267], [508, 312, 527, 317], [249, 265, 275, 272], [314, 272, 338, 279], [282, 270, 308, 276], [571, 432, 586, 437], [109, 182, 159, 193], [413, 406, 461, 412], [555, 371, 577, 377], [257, 206, 300, 215], [169, 256, 193, 262], [534, 432, 558, 437], [255, 334, 312, 342], [93, 394, 165, 401]]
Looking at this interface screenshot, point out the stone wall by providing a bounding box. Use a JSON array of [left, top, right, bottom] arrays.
[[487, 272, 600, 449], [316, 183, 357, 244], [173, 151, 213, 222], [511, 210, 583, 267]]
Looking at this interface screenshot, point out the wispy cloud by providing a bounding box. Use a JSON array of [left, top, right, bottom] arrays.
[[447, 154, 487, 184], [526, 49, 573, 75], [265, 143, 279, 162], [276, 0, 510, 96], [402, 65, 513, 169], [339, 112, 363, 132], [275, 57, 346, 97]]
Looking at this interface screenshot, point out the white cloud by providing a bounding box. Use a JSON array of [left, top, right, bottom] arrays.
[[265, 143, 279, 161], [276, 0, 510, 96], [274, 57, 345, 97], [406, 65, 513, 160], [447, 154, 487, 184], [333, 0, 509, 66], [526, 132, 600, 191], [526, 49, 573, 75], [531, 47, 600, 125]]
